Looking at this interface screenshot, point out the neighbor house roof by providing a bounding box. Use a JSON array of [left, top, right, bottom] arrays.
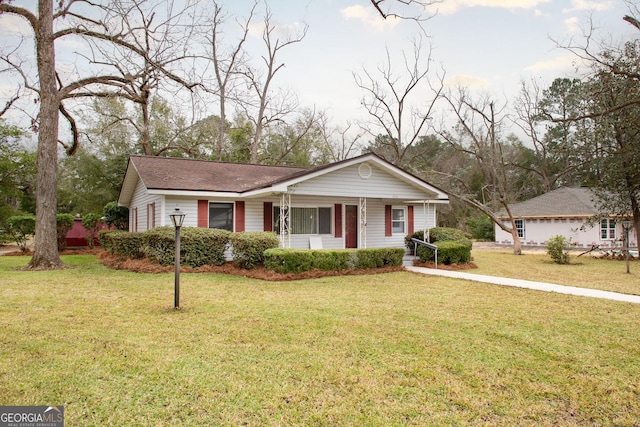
[[118, 152, 449, 206], [499, 187, 601, 218]]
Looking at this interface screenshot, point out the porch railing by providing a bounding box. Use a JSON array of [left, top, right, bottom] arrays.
[[411, 238, 439, 269]]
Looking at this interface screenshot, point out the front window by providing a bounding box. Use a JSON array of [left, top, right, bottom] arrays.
[[209, 202, 234, 231], [392, 207, 405, 234], [515, 219, 525, 239], [601, 219, 616, 240], [274, 206, 332, 234]]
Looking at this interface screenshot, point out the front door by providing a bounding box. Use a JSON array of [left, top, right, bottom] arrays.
[[345, 205, 358, 248]]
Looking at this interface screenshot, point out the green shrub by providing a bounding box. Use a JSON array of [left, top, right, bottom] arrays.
[[143, 227, 230, 267], [7, 214, 35, 253], [81, 213, 104, 248], [547, 235, 571, 264], [230, 232, 280, 269], [56, 213, 75, 251], [407, 227, 472, 263], [181, 227, 230, 267], [436, 240, 472, 265], [99, 230, 145, 259], [103, 201, 129, 231], [264, 247, 404, 274], [467, 215, 495, 241], [405, 227, 472, 252]]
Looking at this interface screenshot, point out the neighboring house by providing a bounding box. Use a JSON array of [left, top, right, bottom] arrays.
[[494, 187, 637, 249], [117, 153, 449, 250]]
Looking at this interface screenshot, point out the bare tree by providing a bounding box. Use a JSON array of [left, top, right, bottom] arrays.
[[239, 7, 308, 164], [0, 0, 196, 269], [439, 88, 524, 255], [354, 37, 444, 166], [69, 0, 200, 155], [317, 114, 366, 162], [369, 0, 439, 21], [203, 0, 257, 160]]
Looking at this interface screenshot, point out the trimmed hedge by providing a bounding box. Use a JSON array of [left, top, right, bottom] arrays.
[[99, 230, 145, 259], [143, 227, 231, 267], [264, 247, 405, 274], [435, 240, 471, 265], [100, 227, 230, 267], [230, 232, 280, 269], [406, 227, 472, 264], [405, 227, 472, 251]]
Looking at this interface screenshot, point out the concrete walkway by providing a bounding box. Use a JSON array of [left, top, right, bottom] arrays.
[[405, 266, 640, 304]]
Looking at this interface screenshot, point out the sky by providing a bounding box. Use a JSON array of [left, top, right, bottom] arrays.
[[223, 0, 638, 126], [0, 0, 638, 138]]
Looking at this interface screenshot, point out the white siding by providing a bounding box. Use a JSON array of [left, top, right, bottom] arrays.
[[292, 162, 435, 200], [130, 179, 156, 232], [130, 193, 438, 251], [494, 217, 637, 248]]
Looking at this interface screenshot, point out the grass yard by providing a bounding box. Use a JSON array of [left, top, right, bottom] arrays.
[[472, 249, 640, 296], [1, 254, 640, 426]]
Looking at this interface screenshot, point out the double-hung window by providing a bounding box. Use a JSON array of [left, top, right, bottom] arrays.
[[600, 219, 616, 240], [209, 202, 234, 231], [392, 207, 405, 234], [274, 206, 332, 234], [515, 219, 525, 239]]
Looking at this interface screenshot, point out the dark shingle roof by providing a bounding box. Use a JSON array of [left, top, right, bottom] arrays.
[[503, 187, 600, 217], [130, 156, 308, 192]]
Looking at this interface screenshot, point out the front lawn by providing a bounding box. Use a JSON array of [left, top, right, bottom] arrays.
[[1, 254, 639, 425], [472, 249, 639, 295]]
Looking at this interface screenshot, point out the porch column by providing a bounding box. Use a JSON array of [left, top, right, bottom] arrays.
[[359, 197, 367, 248], [423, 201, 429, 242], [280, 193, 291, 248]]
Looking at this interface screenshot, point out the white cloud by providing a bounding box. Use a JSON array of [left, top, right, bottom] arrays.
[[562, 0, 613, 12], [564, 16, 582, 34], [445, 74, 490, 89], [340, 5, 400, 31], [431, 0, 552, 15], [524, 53, 587, 73]]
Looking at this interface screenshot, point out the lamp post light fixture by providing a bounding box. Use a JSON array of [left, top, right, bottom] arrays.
[[169, 207, 186, 309], [622, 217, 631, 274]]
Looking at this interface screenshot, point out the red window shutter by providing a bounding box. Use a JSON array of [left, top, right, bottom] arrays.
[[334, 204, 342, 238], [408, 205, 414, 235], [197, 200, 209, 228], [235, 201, 245, 232], [263, 202, 273, 231], [385, 205, 392, 237]]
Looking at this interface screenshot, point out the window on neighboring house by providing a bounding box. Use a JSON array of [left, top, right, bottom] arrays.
[[601, 218, 616, 240], [392, 207, 405, 234], [147, 203, 155, 230], [274, 206, 332, 234], [209, 202, 234, 231], [515, 219, 525, 239]]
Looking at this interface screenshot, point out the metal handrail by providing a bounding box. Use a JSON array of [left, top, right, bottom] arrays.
[[411, 238, 438, 269]]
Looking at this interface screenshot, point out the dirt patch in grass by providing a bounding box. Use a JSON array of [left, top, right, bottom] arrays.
[[98, 251, 406, 281]]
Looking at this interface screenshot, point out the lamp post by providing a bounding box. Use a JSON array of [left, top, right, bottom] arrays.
[[169, 207, 186, 309], [622, 217, 631, 274]]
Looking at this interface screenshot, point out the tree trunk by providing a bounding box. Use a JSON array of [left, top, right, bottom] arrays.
[[512, 229, 523, 255], [27, 0, 64, 269]]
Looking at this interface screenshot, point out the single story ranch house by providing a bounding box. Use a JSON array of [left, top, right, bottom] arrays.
[[495, 187, 638, 249], [118, 153, 449, 250]]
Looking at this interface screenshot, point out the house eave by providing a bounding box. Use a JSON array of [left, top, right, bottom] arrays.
[[147, 189, 243, 198]]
